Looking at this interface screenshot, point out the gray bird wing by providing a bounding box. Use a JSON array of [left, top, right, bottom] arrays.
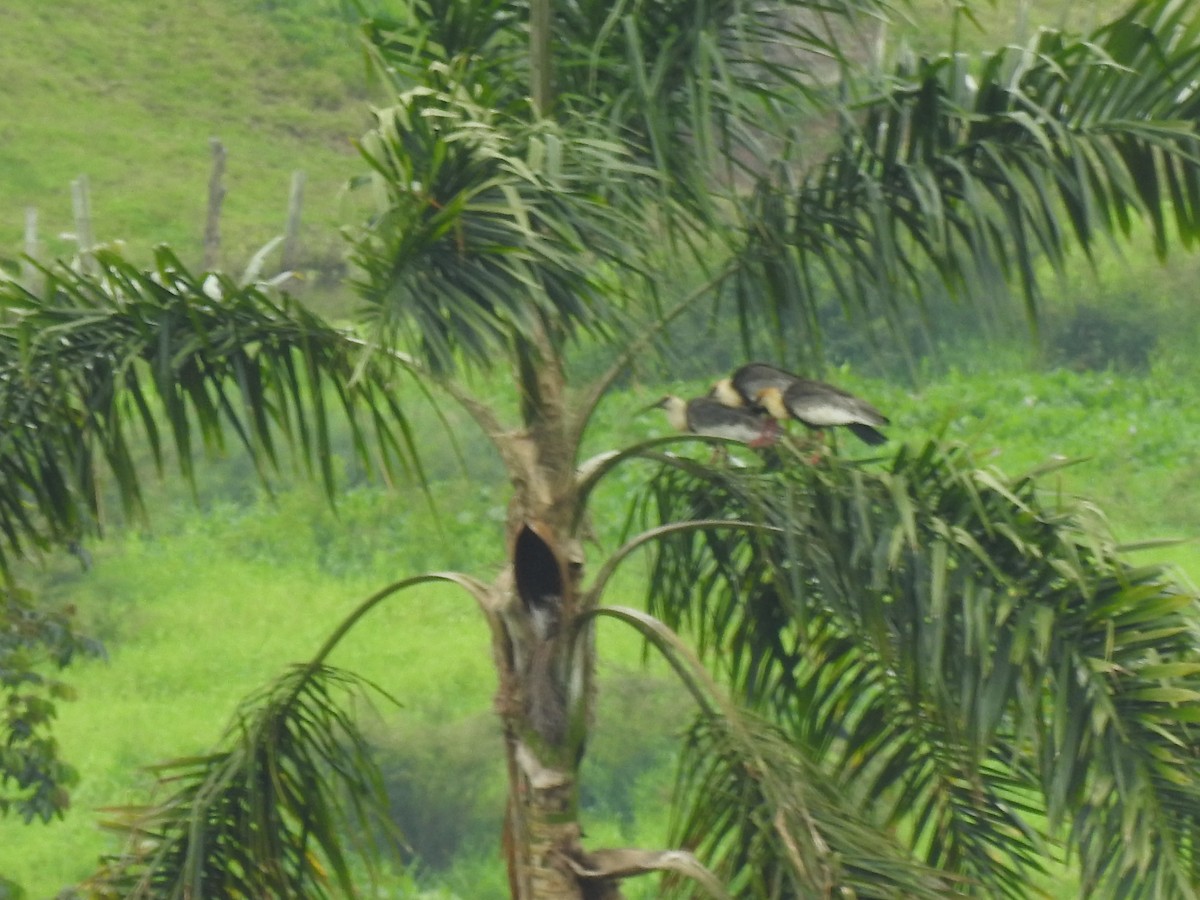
[[785, 380, 889, 428], [686, 397, 775, 443], [731, 363, 799, 405]]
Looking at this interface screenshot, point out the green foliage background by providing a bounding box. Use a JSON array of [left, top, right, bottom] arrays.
[[6, 0, 1200, 897], [7, 343, 1200, 896]]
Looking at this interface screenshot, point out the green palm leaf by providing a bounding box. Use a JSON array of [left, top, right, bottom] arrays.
[[0, 246, 422, 570], [581, 604, 949, 898], [625, 439, 1200, 897], [348, 84, 660, 377], [83, 572, 493, 897], [87, 663, 396, 899], [669, 713, 958, 899], [735, 0, 1200, 362]]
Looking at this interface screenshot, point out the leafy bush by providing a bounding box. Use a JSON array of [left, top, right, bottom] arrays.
[[1045, 303, 1158, 372], [581, 671, 691, 835], [0, 588, 102, 824], [372, 713, 506, 871]]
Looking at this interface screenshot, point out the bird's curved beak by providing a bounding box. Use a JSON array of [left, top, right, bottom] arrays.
[[637, 396, 669, 415]]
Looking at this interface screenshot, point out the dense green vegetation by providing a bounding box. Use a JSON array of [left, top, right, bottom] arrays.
[[6, 0, 1200, 897], [7, 331, 1200, 895]]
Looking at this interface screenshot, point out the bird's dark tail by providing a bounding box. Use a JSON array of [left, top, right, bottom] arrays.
[[848, 423, 887, 445]]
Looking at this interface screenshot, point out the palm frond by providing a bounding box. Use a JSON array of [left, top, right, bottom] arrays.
[[0, 246, 421, 571], [360, 0, 891, 122], [87, 664, 397, 899], [582, 605, 949, 898], [626, 439, 1200, 897], [558, 0, 893, 195], [736, 0, 1200, 361], [669, 713, 956, 899], [356, 0, 528, 107], [350, 0, 903, 355], [348, 84, 659, 377], [80, 571, 495, 897]]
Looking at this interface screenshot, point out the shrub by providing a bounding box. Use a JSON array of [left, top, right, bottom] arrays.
[[1045, 302, 1158, 372], [372, 713, 506, 871]]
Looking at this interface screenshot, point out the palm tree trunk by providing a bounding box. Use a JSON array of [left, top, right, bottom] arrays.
[[503, 750, 588, 898], [489, 333, 601, 898], [493, 518, 596, 899]]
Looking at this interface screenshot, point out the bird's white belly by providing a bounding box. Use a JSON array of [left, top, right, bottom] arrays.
[[792, 401, 862, 426]]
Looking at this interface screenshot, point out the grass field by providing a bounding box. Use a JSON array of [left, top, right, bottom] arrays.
[[1, 0, 374, 276], [2, 0, 1137, 273]]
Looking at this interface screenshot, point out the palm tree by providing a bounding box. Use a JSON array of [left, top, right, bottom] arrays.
[[5, 0, 1200, 897]]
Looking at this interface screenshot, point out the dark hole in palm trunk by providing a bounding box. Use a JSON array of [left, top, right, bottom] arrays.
[[514, 522, 565, 637], [514, 522, 569, 745]]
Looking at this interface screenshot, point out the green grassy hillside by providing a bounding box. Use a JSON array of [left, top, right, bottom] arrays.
[[1, 0, 374, 275], [2, 0, 1133, 276]]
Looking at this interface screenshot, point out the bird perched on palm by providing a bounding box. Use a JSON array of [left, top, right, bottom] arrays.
[[711, 362, 889, 446], [650, 394, 781, 447]]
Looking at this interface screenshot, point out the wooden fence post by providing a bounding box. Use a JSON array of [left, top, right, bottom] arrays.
[[22, 206, 43, 294], [204, 138, 226, 270], [281, 169, 306, 273], [71, 175, 95, 274]]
